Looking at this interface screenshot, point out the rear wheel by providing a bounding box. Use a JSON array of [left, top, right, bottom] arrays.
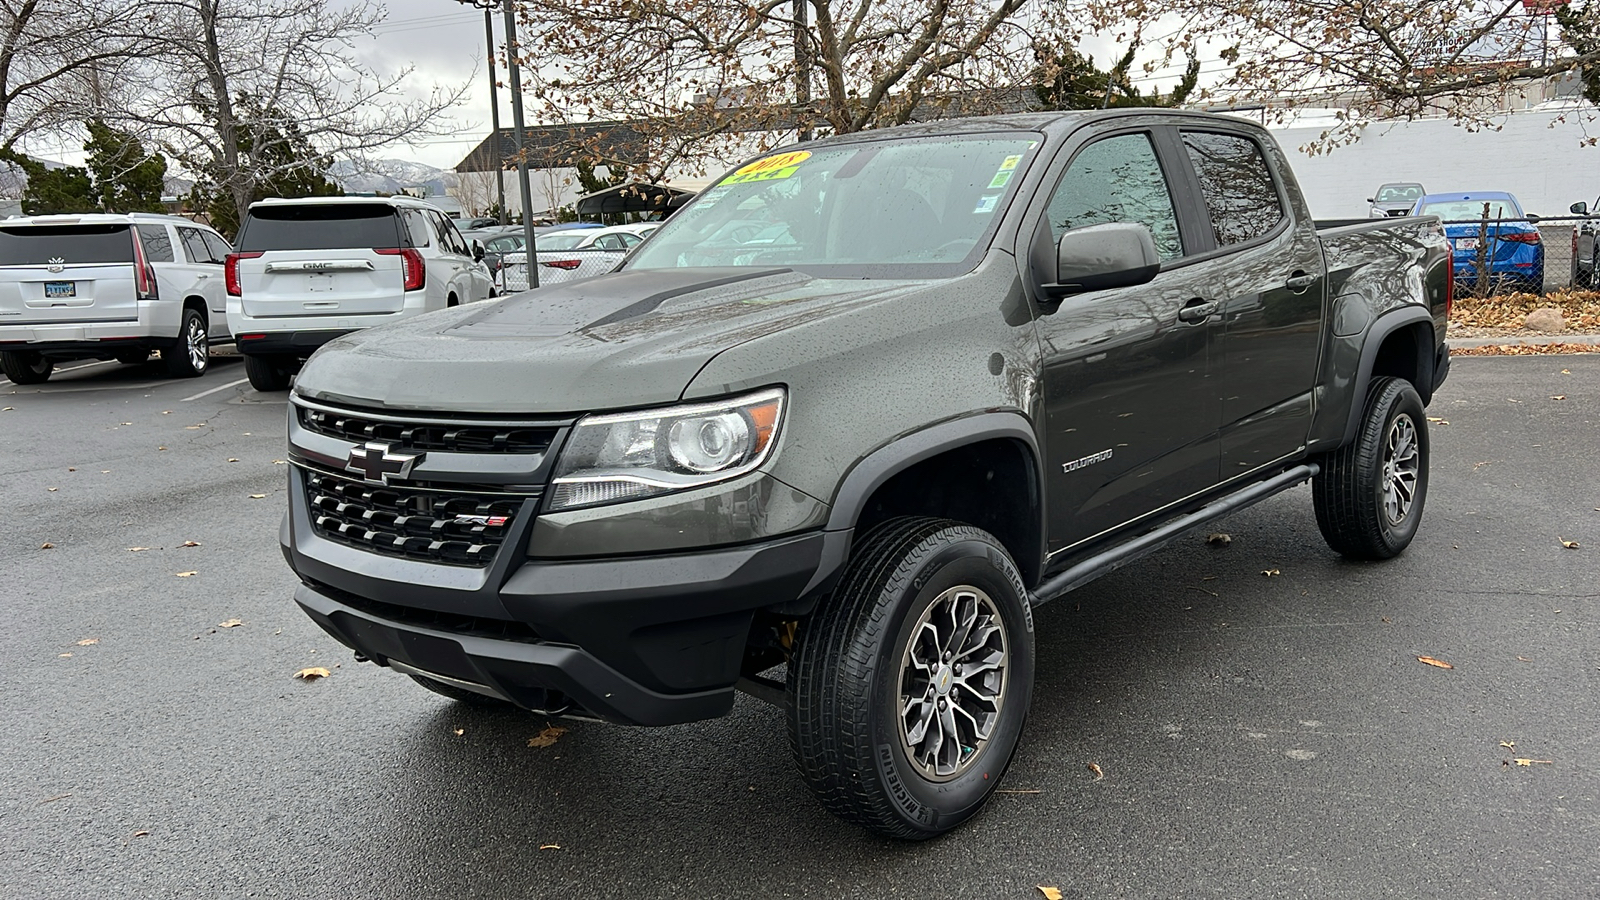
[[163, 308, 209, 378], [244, 354, 293, 392], [788, 517, 1034, 839], [1313, 376, 1429, 560], [1, 351, 53, 384]]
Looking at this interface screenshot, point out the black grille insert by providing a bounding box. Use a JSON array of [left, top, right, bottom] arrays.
[[298, 406, 558, 454], [308, 578, 542, 643], [305, 468, 530, 567]]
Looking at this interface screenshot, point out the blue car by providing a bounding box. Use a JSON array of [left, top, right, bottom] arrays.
[[1412, 191, 1544, 294]]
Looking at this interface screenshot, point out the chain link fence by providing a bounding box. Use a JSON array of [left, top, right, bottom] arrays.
[[1437, 213, 1600, 298]]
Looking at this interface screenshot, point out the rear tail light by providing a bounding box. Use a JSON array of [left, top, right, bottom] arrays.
[[130, 231, 158, 300], [225, 251, 262, 296], [1500, 231, 1541, 244], [377, 248, 426, 290], [542, 259, 583, 270]]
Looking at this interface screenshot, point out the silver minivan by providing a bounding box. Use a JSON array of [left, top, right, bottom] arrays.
[[0, 213, 230, 384]]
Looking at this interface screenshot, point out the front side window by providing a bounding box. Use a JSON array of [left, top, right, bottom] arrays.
[[625, 134, 1042, 276], [1181, 132, 1285, 248], [1044, 133, 1183, 261]]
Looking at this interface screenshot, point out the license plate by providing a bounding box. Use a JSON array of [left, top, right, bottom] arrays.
[[1454, 238, 1480, 251], [307, 273, 334, 292], [44, 281, 76, 299]]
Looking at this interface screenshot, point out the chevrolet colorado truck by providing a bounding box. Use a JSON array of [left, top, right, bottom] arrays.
[[281, 110, 1451, 839]]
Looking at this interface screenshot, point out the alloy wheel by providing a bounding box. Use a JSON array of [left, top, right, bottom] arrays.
[[896, 585, 1010, 781], [1382, 413, 1420, 525]]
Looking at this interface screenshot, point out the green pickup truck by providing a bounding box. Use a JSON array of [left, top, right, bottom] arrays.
[[280, 110, 1451, 839]]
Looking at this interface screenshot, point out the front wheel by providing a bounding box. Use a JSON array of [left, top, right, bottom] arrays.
[[1, 350, 53, 384], [1313, 376, 1429, 560], [788, 517, 1035, 839]]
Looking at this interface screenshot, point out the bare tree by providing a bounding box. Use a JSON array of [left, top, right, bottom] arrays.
[[0, 0, 151, 154], [513, 0, 1059, 180], [120, 0, 470, 225], [1133, 0, 1600, 145], [445, 169, 500, 216]]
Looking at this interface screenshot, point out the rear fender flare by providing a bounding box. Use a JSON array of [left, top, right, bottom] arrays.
[[1340, 307, 1435, 445]]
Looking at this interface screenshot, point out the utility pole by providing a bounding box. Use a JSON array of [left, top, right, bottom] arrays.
[[483, 7, 507, 224], [794, 0, 811, 142], [456, 0, 536, 287]]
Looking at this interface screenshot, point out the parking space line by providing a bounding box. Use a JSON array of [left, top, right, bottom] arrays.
[[180, 377, 249, 402]]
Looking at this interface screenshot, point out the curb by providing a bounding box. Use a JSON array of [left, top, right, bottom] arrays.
[[1449, 333, 1600, 350]]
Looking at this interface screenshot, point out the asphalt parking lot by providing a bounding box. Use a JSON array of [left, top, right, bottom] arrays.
[[2, 353, 1596, 899]]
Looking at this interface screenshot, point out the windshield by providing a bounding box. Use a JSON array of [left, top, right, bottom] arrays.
[[539, 232, 590, 250], [1419, 199, 1523, 221], [0, 224, 133, 266], [625, 134, 1041, 277], [1376, 185, 1423, 203]]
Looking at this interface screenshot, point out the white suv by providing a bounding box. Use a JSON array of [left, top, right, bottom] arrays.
[[226, 196, 494, 391], [0, 213, 230, 384]]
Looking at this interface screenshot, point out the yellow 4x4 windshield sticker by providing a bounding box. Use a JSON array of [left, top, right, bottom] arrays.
[[724, 151, 812, 185]]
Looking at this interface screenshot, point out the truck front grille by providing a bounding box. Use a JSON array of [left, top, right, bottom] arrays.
[[305, 469, 529, 567], [298, 406, 558, 454]]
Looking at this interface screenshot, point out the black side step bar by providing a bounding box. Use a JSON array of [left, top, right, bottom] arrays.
[[1029, 463, 1320, 608]]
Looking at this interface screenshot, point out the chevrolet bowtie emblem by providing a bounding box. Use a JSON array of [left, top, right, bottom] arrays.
[[346, 441, 424, 484]]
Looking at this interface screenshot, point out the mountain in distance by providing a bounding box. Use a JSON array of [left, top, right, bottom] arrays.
[[329, 158, 450, 196]]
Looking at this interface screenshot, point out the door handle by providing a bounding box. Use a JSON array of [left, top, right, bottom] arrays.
[[1285, 271, 1316, 293], [1178, 299, 1219, 324]]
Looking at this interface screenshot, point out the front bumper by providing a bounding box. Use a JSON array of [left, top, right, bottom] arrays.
[[289, 529, 826, 726]]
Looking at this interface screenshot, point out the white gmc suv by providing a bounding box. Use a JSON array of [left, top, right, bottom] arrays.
[[0, 213, 231, 384], [226, 196, 494, 391]]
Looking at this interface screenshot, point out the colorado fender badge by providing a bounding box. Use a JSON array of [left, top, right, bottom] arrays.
[[1061, 448, 1113, 474]]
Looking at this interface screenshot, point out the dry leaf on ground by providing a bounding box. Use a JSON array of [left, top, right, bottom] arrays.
[[1551, 395, 1568, 401], [539, 844, 562, 851], [248, 494, 266, 499], [180, 540, 200, 547], [126, 547, 152, 552], [1453, 342, 1600, 357], [1037, 887, 1065, 900], [527, 726, 568, 748], [1417, 656, 1454, 669], [47, 487, 57, 492], [1087, 762, 1105, 780], [1206, 532, 1231, 546], [58, 652, 72, 658], [76, 638, 98, 646], [1559, 538, 1580, 549], [226, 458, 239, 463], [217, 619, 242, 628], [453, 728, 465, 736], [1261, 568, 1280, 577], [1500, 741, 1516, 749], [40, 542, 54, 549], [175, 571, 197, 577], [1514, 758, 1553, 766], [294, 667, 331, 681], [130, 830, 148, 838]]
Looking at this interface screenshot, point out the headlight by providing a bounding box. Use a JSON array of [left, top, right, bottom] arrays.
[[547, 388, 785, 511]]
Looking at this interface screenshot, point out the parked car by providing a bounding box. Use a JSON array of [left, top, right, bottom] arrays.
[[1368, 182, 1426, 217], [454, 215, 501, 231], [225, 196, 494, 391], [1412, 191, 1544, 294], [282, 109, 1451, 839], [0, 213, 231, 384], [499, 224, 646, 290], [1571, 196, 1598, 288]]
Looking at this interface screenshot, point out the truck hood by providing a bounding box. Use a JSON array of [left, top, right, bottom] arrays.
[[293, 267, 927, 414]]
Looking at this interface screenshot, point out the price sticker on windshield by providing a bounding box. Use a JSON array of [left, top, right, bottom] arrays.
[[724, 151, 812, 185]]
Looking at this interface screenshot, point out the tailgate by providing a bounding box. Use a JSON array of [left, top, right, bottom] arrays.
[[0, 224, 138, 326], [238, 250, 406, 318]]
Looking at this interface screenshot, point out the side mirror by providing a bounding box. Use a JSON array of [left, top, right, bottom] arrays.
[[1526, 213, 1541, 223], [1572, 201, 1589, 216], [1366, 198, 1375, 203], [1041, 222, 1160, 299], [472, 240, 485, 262]]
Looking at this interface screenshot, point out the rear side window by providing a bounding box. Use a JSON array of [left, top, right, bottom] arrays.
[[236, 205, 402, 252], [136, 225, 175, 263], [1181, 132, 1285, 248], [178, 226, 216, 263], [402, 210, 432, 248], [0, 224, 134, 266]]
